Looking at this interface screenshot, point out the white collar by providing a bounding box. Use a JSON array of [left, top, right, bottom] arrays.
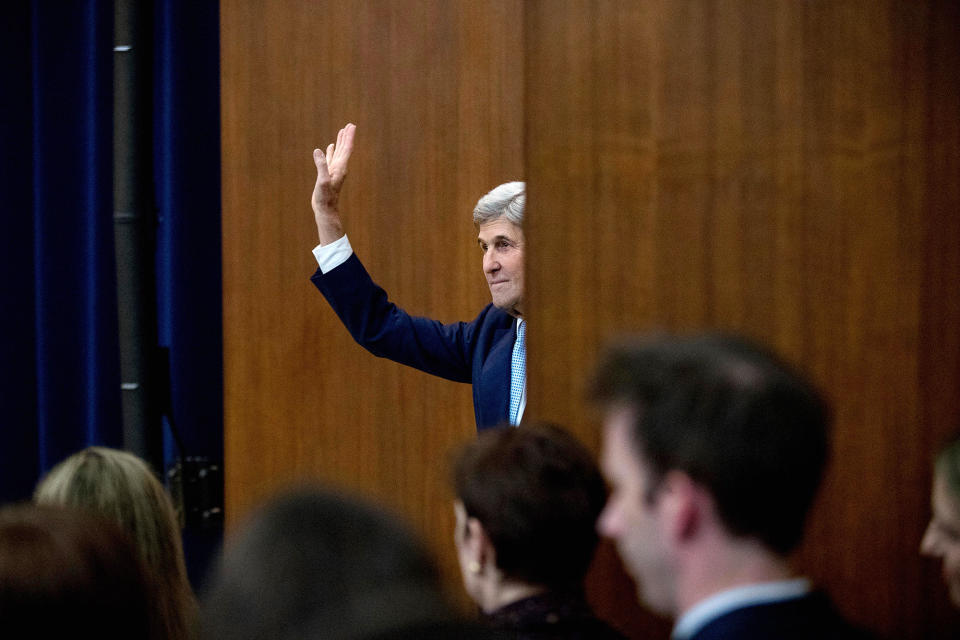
[[672, 578, 812, 639]]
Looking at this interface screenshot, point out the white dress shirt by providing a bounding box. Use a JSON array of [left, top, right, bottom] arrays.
[[672, 578, 812, 639]]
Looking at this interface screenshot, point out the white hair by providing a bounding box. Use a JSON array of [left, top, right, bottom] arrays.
[[472, 181, 525, 227]]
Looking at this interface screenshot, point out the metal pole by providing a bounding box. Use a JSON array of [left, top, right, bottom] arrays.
[[113, 0, 161, 471]]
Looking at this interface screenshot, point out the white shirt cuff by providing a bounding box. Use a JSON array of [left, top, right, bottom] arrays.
[[312, 234, 353, 274]]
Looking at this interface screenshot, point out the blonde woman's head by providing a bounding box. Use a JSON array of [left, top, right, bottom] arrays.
[[35, 447, 196, 639]]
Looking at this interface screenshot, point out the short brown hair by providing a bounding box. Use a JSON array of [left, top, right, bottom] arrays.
[[590, 333, 830, 555], [452, 423, 607, 587]]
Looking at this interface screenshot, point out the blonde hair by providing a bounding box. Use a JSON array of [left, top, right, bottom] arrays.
[[35, 447, 197, 640]]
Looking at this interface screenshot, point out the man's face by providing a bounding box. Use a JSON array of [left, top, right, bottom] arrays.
[[477, 218, 525, 317], [452, 500, 482, 604], [597, 406, 675, 615], [921, 472, 960, 607]]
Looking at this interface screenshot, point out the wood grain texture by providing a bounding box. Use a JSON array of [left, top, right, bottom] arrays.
[[220, 0, 523, 608], [222, 0, 960, 637], [524, 1, 960, 637]]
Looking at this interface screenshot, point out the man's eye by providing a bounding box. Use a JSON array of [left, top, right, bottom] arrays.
[[497, 240, 510, 249]]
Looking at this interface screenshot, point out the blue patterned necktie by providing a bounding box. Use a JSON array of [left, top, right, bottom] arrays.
[[509, 320, 526, 426]]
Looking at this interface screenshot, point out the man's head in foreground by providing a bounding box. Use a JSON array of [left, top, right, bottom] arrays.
[[590, 333, 830, 616]]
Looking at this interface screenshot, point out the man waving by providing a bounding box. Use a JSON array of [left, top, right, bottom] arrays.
[[309, 124, 526, 431]]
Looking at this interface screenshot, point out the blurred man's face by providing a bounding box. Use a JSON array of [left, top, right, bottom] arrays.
[[452, 500, 483, 606], [921, 472, 960, 607], [597, 406, 676, 615], [477, 218, 525, 317]]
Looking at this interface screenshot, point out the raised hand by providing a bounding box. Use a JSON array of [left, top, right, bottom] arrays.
[[311, 123, 356, 244]]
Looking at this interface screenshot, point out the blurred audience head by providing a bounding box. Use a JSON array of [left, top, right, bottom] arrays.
[[451, 422, 608, 612], [34, 446, 196, 639], [590, 332, 830, 615], [200, 486, 452, 640], [921, 432, 960, 607], [0, 503, 152, 638]]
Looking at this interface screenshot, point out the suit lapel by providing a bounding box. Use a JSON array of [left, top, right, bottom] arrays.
[[477, 324, 514, 428]]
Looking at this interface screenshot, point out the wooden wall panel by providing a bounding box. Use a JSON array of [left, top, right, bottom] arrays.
[[524, 1, 960, 638], [223, 0, 960, 637], [220, 0, 523, 602]]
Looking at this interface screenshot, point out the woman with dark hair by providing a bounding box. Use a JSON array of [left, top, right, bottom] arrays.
[[0, 504, 153, 638], [452, 422, 625, 639]]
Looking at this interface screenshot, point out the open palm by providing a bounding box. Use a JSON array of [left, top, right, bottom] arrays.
[[312, 123, 356, 214]]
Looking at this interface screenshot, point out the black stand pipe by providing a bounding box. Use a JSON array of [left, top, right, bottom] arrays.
[[113, 0, 162, 472]]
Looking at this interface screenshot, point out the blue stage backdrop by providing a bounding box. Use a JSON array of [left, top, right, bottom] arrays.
[[0, 1, 38, 503], [154, 0, 224, 585], [0, 0, 222, 583], [1, 1, 121, 503]]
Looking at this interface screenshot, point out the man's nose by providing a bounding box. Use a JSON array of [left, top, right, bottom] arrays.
[[483, 252, 499, 273], [596, 503, 618, 538], [920, 522, 939, 556]]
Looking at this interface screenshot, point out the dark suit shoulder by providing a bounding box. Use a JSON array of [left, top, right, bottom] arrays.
[[691, 592, 878, 640], [470, 302, 515, 330]]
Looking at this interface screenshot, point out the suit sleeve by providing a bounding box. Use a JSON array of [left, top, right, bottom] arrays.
[[310, 254, 475, 383]]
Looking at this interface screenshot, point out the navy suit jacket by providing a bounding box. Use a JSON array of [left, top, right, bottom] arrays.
[[311, 254, 515, 431], [687, 592, 876, 640]]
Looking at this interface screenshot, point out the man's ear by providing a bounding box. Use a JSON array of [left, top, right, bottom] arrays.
[[657, 470, 703, 543], [466, 517, 497, 572]]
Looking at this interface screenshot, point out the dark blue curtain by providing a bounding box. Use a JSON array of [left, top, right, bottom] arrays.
[[0, 2, 38, 504], [155, 0, 223, 468], [1, 0, 223, 582], [154, 0, 224, 584], [1, 2, 122, 504]]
